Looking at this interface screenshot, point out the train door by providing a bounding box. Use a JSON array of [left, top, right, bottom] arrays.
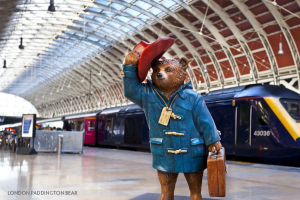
[[252, 100, 272, 150], [97, 118, 106, 143], [235, 100, 252, 150], [104, 117, 113, 142], [124, 116, 142, 145], [84, 118, 96, 145]]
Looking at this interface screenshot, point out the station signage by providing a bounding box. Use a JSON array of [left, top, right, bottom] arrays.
[[22, 114, 36, 138]]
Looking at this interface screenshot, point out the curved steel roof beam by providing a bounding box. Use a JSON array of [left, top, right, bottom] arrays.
[[22, 61, 93, 100], [108, 0, 216, 88], [31, 47, 125, 105], [173, 0, 242, 83], [27, 77, 82, 103], [231, 0, 280, 84], [130, 0, 226, 86], [35, 42, 122, 98], [263, 1, 300, 87], [200, 0, 259, 83], [89, 0, 201, 88], [3, 0, 202, 100]]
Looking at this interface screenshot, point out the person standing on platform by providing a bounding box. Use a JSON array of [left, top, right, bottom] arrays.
[[62, 116, 71, 131]]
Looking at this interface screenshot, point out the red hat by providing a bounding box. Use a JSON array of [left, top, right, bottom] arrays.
[[133, 38, 175, 82]]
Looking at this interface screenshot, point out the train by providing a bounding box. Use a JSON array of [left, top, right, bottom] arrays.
[[2, 84, 300, 159]]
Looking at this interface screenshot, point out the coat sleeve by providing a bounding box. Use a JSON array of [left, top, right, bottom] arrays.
[[192, 95, 220, 146], [122, 64, 145, 108]]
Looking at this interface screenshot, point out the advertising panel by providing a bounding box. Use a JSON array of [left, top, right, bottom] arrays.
[[22, 114, 36, 138]]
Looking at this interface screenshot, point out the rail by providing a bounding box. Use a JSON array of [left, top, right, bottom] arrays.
[[34, 130, 84, 154]]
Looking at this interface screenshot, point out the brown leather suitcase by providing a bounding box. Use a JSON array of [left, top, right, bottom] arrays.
[[207, 147, 227, 197]]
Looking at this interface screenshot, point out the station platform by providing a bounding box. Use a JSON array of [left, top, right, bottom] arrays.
[[1, 147, 300, 200]]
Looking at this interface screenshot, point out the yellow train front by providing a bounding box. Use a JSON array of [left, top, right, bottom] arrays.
[[204, 84, 300, 160]]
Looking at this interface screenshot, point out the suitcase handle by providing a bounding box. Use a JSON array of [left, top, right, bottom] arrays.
[[211, 145, 218, 155]]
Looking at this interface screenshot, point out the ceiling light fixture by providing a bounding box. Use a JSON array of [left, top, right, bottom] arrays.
[[204, 57, 208, 73], [3, 60, 7, 68], [19, 37, 24, 50], [204, 63, 207, 73], [278, 34, 284, 55], [48, 0, 56, 12]]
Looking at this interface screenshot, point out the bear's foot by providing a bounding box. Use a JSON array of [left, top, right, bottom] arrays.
[[158, 193, 174, 200], [190, 194, 203, 200]]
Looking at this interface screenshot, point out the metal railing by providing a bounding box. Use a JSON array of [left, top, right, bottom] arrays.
[[34, 130, 84, 154]]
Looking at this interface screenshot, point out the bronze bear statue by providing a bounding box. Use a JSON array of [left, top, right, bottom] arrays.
[[123, 50, 222, 200]]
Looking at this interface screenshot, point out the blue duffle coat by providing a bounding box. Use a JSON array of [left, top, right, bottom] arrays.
[[122, 64, 220, 173]]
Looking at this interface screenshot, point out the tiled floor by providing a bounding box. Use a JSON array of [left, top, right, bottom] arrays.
[[1, 147, 300, 200]]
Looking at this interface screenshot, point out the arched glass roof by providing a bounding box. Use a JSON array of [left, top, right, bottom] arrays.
[[0, 0, 300, 117]]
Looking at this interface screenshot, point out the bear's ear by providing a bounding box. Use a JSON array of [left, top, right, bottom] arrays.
[[180, 57, 189, 70]]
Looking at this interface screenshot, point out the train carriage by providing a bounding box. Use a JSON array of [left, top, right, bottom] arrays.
[[2, 84, 300, 160], [204, 85, 300, 159]]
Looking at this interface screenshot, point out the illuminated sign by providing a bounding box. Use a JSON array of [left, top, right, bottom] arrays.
[[22, 114, 36, 138]]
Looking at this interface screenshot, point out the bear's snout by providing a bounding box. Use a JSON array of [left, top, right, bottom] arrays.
[[157, 73, 163, 79]]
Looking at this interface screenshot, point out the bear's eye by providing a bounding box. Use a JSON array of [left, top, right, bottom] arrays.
[[154, 69, 160, 72], [165, 68, 172, 72]]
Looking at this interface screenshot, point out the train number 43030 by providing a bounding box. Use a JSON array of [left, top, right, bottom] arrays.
[[254, 131, 270, 136]]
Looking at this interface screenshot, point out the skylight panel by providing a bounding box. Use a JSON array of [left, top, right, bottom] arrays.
[[101, 10, 115, 17], [58, 35, 69, 39], [88, 23, 99, 29], [81, 14, 94, 19], [88, 36, 99, 42], [135, 1, 152, 10], [149, 7, 163, 15], [109, 21, 121, 28], [129, 21, 140, 28], [111, 3, 125, 11], [64, 31, 74, 35], [94, 0, 111, 6], [116, 16, 131, 23], [101, 27, 112, 33], [113, 32, 121, 37], [31, 12, 51, 18], [69, 25, 80, 30], [82, 40, 93, 46], [94, 17, 107, 23], [121, 27, 130, 33], [88, 7, 102, 13], [76, 33, 85, 37], [139, 14, 151, 22], [125, 8, 140, 17], [73, 20, 84, 25], [99, 41, 107, 46], [161, 0, 176, 8]]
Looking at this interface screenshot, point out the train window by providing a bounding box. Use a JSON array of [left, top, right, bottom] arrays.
[[88, 121, 95, 130], [280, 99, 300, 119], [105, 119, 113, 140], [240, 103, 249, 126], [256, 101, 270, 126]]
